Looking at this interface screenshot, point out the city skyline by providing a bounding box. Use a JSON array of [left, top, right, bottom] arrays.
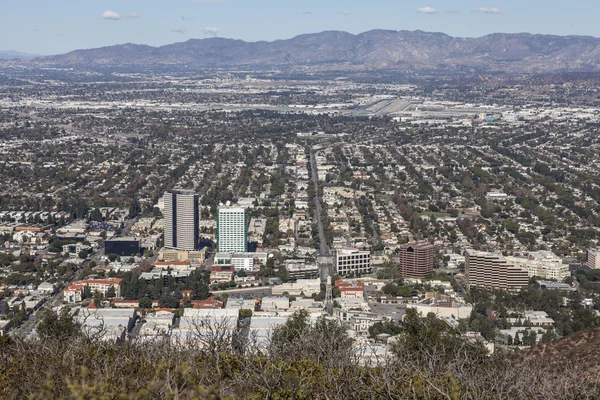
[[1, 0, 598, 55]]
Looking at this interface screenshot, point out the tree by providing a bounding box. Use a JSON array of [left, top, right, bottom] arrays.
[[381, 282, 398, 296], [37, 308, 81, 339], [270, 309, 354, 368], [128, 198, 141, 218], [106, 286, 116, 298], [93, 290, 103, 307], [158, 294, 180, 309], [514, 332, 521, 346], [138, 296, 153, 309], [240, 309, 253, 318], [82, 284, 92, 299], [107, 253, 119, 262]]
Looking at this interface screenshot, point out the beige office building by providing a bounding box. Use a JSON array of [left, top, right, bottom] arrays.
[[465, 249, 529, 293], [587, 249, 600, 269]]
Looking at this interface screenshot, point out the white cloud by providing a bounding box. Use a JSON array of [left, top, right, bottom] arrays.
[[171, 29, 186, 34], [203, 27, 219, 37], [101, 10, 122, 20], [471, 7, 501, 14], [417, 6, 437, 14], [101, 10, 140, 20]]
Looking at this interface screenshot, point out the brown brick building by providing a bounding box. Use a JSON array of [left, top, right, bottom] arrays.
[[399, 243, 435, 278]]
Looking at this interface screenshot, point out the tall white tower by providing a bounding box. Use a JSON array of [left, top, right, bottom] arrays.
[[216, 206, 248, 253]]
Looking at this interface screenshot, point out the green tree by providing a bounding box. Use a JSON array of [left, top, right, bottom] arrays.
[[37, 308, 81, 339], [159, 294, 180, 309], [138, 296, 153, 309], [106, 286, 116, 298]]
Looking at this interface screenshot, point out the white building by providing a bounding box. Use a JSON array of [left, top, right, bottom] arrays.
[[336, 248, 372, 276], [506, 251, 570, 282], [214, 252, 267, 271], [271, 278, 321, 297], [217, 206, 248, 252]]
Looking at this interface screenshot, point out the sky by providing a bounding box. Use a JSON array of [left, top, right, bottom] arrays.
[[0, 0, 597, 55]]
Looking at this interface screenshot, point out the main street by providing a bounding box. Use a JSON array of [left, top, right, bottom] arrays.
[[309, 147, 333, 282]]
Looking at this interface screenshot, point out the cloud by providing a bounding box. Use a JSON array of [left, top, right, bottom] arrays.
[[101, 10, 122, 20], [171, 29, 186, 34], [447, 9, 462, 14], [335, 10, 351, 16], [203, 27, 219, 37], [182, 16, 196, 21], [101, 10, 140, 20], [471, 7, 501, 14], [417, 6, 437, 14], [299, 11, 313, 15]]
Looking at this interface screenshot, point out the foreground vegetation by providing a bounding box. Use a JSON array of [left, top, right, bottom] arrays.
[[0, 308, 598, 399]]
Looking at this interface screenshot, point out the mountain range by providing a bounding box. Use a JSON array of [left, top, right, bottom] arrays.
[[7, 30, 600, 73], [0, 50, 42, 60]]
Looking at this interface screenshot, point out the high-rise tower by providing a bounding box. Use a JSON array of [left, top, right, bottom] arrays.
[[164, 190, 199, 251], [216, 206, 248, 252]]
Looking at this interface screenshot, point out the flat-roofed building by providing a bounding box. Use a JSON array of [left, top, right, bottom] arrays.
[[335, 248, 371, 276], [506, 251, 569, 282], [214, 251, 267, 271], [104, 237, 140, 257], [399, 243, 435, 278], [158, 247, 207, 263], [587, 249, 600, 269], [216, 206, 248, 253], [465, 249, 528, 293], [164, 190, 199, 251]]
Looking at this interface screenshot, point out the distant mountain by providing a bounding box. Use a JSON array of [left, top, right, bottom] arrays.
[[8, 30, 600, 73], [0, 50, 43, 60]]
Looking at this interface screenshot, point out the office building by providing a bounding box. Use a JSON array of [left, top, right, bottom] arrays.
[[164, 190, 199, 251], [335, 248, 371, 276], [587, 249, 600, 269], [217, 206, 248, 252], [399, 243, 435, 278], [505, 251, 570, 282], [104, 237, 141, 257], [465, 249, 529, 293]]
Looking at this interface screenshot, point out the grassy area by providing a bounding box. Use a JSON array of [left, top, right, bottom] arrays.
[[419, 211, 451, 218]]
